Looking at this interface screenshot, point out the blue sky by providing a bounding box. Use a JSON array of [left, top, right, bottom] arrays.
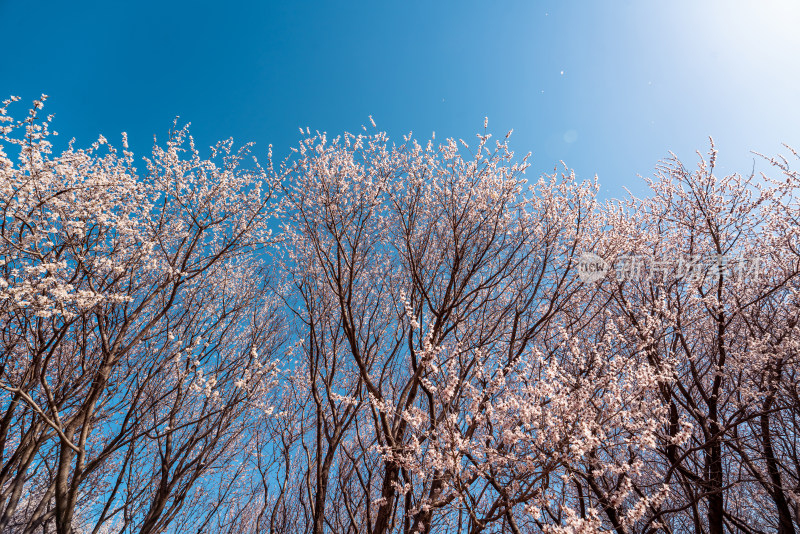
[[2, 0, 798, 198]]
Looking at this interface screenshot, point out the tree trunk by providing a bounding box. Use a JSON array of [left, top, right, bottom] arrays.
[[706, 401, 724, 534], [762, 395, 796, 534]]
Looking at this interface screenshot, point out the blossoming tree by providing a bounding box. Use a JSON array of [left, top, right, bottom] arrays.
[[2, 97, 800, 534], [0, 97, 283, 534]]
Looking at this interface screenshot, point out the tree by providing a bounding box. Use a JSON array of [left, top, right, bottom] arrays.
[[0, 96, 284, 534], [4, 96, 800, 534], [275, 124, 675, 534], [582, 142, 800, 534]]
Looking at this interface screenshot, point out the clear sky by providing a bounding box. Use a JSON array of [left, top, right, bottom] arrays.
[[2, 0, 798, 198]]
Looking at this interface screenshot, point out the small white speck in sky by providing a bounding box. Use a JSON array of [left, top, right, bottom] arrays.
[[560, 70, 564, 75]]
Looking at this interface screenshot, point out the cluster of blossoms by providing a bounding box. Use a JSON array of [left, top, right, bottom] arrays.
[[3, 97, 800, 534]]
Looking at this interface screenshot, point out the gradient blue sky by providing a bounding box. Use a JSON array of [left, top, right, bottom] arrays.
[[2, 0, 798, 198]]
